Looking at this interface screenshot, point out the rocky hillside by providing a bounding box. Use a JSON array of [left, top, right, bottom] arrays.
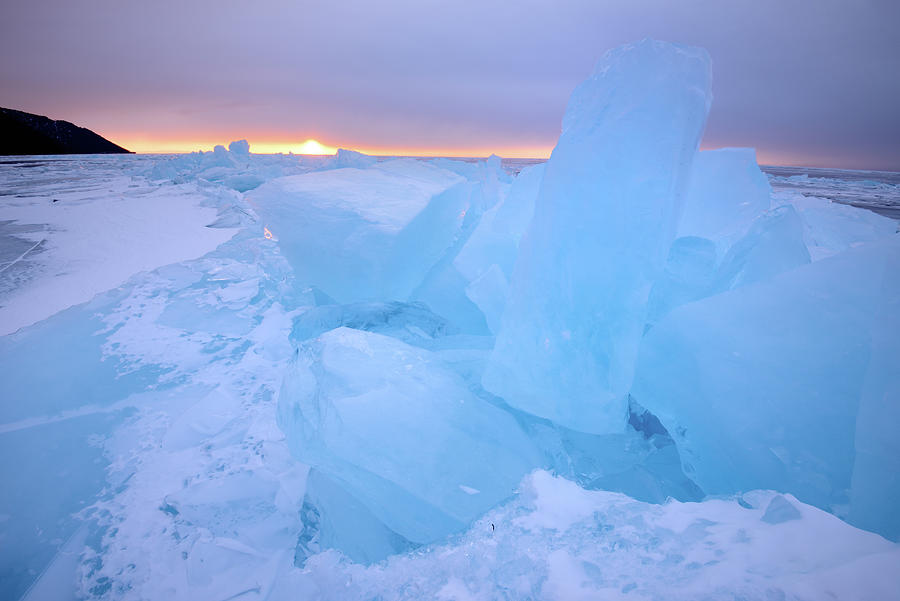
[[0, 107, 131, 155]]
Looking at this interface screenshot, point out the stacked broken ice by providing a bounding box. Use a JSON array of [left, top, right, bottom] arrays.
[[260, 38, 900, 569], [3, 38, 899, 601]]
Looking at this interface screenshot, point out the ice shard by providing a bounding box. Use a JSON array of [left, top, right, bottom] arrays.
[[483, 39, 712, 433], [631, 236, 900, 539], [677, 148, 772, 251], [277, 327, 541, 548], [247, 159, 468, 303]]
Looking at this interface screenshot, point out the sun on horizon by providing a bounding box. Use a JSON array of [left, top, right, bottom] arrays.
[[292, 139, 337, 155]]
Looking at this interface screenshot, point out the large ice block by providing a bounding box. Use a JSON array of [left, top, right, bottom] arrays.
[[276, 327, 541, 548], [849, 241, 900, 540], [711, 203, 810, 291], [631, 236, 900, 538], [454, 163, 543, 285], [453, 164, 544, 332], [247, 159, 467, 303], [646, 204, 810, 330], [645, 150, 806, 329], [483, 40, 712, 433], [403, 156, 513, 334], [295, 469, 415, 565], [678, 148, 772, 251]]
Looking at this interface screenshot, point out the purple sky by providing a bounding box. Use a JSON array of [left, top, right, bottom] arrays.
[[1, 0, 898, 168]]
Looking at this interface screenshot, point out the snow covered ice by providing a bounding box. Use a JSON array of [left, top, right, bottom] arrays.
[[1, 39, 899, 601]]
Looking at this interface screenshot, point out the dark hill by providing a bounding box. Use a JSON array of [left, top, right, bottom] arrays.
[[0, 107, 132, 155]]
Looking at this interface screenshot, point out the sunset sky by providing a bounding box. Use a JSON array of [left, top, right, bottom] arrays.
[[2, 0, 898, 169]]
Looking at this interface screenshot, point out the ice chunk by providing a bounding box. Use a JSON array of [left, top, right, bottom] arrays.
[[678, 148, 772, 251], [431, 154, 511, 187], [228, 139, 250, 154], [247, 160, 468, 303], [222, 173, 265, 192], [631, 236, 900, 537], [776, 193, 898, 261], [451, 164, 543, 332], [289, 300, 455, 348], [711, 203, 810, 291], [483, 40, 712, 434], [454, 163, 543, 284], [296, 469, 415, 565], [849, 242, 900, 540], [522, 404, 704, 504], [645, 236, 718, 330], [330, 148, 377, 169], [409, 261, 491, 335], [761, 495, 802, 524], [646, 204, 810, 330], [276, 327, 540, 547], [406, 162, 511, 334], [462, 264, 508, 334]]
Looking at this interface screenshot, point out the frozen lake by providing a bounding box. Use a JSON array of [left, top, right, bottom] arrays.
[[0, 148, 898, 601]]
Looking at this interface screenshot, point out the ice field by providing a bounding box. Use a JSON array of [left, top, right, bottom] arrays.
[[1, 40, 899, 600]]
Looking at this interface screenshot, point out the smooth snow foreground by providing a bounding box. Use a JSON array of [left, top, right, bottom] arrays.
[[1, 40, 899, 601]]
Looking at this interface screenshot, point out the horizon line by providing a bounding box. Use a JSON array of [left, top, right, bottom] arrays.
[[116, 146, 899, 174]]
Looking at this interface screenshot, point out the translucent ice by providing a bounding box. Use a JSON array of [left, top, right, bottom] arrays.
[[645, 149, 808, 329], [247, 160, 468, 303], [277, 327, 540, 548], [483, 40, 712, 434], [288, 300, 455, 348], [454, 164, 543, 284], [678, 148, 772, 251], [849, 241, 900, 540], [646, 204, 810, 330], [631, 236, 900, 538], [405, 155, 512, 333], [776, 193, 898, 261], [296, 469, 415, 565], [711, 203, 810, 291], [644, 236, 718, 330], [453, 164, 543, 331]]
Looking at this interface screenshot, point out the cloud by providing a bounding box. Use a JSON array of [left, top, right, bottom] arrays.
[[1, 0, 897, 167]]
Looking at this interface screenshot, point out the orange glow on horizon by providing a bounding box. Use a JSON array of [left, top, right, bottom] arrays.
[[108, 133, 833, 169], [108, 133, 555, 159]]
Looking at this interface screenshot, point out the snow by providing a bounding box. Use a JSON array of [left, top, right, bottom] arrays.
[[266, 471, 900, 601], [0, 160, 236, 335]]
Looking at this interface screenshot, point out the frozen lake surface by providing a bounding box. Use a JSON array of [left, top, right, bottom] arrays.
[[0, 150, 895, 601], [0, 147, 898, 601]]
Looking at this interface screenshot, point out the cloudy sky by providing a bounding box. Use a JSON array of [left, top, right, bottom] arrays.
[[2, 0, 898, 168]]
